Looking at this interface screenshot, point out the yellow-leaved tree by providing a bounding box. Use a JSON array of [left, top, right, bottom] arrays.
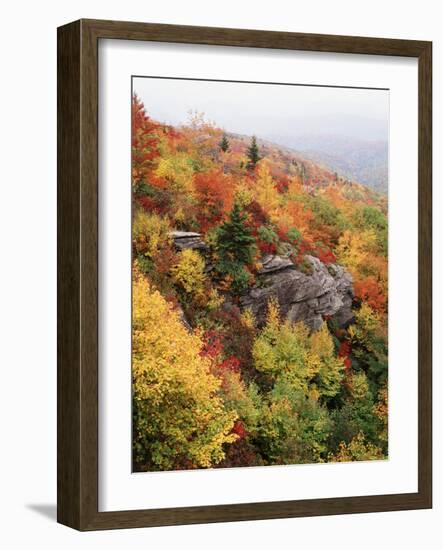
[[252, 300, 345, 400], [132, 272, 238, 471], [255, 162, 280, 213]]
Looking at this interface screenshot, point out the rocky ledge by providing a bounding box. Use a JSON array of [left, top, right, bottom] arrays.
[[240, 254, 354, 331], [170, 231, 208, 251]]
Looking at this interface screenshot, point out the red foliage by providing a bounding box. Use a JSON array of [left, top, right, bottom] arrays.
[[136, 191, 171, 216], [132, 94, 161, 188], [216, 438, 261, 468], [294, 238, 314, 264], [244, 200, 269, 231], [154, 247, 178, 275], [232, 420, 247, 439], [257, 240, 278, 255], [137, 196, 155, 212], [200, 330, 224, 360], [276, 175, 289, 193], [315, 246, 337, 264], [338, 340, 352, 371], [219, 356, 241, 373]]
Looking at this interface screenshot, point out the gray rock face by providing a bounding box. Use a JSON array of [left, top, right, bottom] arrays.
[[240, 255, 354, 331], [258, 254, 295, 274], [170, 231, 208, 251]]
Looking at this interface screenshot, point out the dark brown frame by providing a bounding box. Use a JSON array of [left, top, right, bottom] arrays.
[[57, 18, 432, 531]]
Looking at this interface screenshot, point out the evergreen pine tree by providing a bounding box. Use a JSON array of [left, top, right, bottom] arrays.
[[217, 202, 256, 265], [247, 136, 260, 169], [220, 134, 230, 152], [216, 203, 256, 293]]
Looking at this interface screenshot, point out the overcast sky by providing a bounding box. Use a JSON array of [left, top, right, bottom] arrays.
[[133, 77, 389, 145]]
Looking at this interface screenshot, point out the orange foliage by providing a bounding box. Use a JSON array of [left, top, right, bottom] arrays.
[[194, 170, 234, 231], [354, 276, 387, 313]]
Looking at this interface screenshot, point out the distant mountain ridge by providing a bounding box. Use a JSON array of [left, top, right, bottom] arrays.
[[264, 134, 388, 195], [227, 132, 387, 202]]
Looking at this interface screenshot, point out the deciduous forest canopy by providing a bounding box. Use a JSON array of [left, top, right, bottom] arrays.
[[131, 81, 388, 472]]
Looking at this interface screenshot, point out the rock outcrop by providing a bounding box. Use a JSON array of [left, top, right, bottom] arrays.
[[170, 231, 208, 251], [240, 255, 354, 331], [170, 231, 354, 331]]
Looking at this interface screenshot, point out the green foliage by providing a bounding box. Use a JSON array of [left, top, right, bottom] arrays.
[[287, 227, 302, 243], [257, 224, 279, 245], [328, 371, 383, 453], [348, 304, 388, 391], [252, 302, 344, 401], [305, 194, 348, 233], [217, 202, 256, 264], [247, 135, 261, 168], [256, 379, 332, 464], [219, 371, 262, 435], [215, 202, 256, 293], [353, 206, 388, 255], [219, 134, 230, 152]]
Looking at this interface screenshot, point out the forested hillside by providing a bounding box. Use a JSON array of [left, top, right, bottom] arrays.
[[131, 94, 388, 472]]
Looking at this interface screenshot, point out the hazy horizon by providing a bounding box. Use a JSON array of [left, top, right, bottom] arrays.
[[133, 77, 389, 146]]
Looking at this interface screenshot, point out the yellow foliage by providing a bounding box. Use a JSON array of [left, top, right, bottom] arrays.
[[154, 152, 195, 193], [330, 432, 385, 462], [253, 309, 344, 399], [132, 274, 237, 470], [206, 287, 224, 310], [255, 162, 280, 213], [336, 229, 379, 279], [132, 209, 171, 258], [234, 179, 255, 207], [240, 308, 255, 330], [348, 303, 383, 351], [170, 249, 206, 297]]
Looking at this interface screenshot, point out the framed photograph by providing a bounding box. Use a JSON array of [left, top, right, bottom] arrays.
[[57, 19, 432, 530]]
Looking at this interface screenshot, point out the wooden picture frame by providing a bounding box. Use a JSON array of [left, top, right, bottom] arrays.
[[57, 18, 432, 530]]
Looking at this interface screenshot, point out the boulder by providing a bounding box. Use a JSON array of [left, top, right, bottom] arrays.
[[240, 255, 354, 331]]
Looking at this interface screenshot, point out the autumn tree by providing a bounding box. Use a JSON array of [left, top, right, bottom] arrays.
[[252, 300, 345, 401], [247, 136, 261, 169], [131, 94, 161, 192], [255, 162, 280, 213], [132, 273, 237, 471]]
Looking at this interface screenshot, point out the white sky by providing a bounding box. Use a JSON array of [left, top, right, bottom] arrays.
[[133, 77, 389, 144]]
